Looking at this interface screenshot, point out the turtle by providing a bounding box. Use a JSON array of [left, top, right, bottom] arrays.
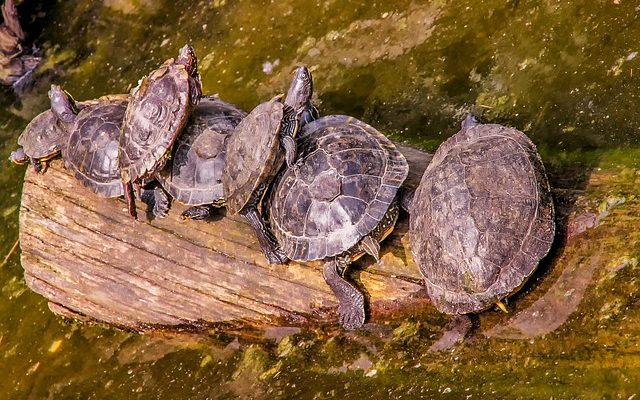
[[37, 85, 166, 216], [153, 96, 247, 219], [283, 66, 319, 127], [118, 44, 202, 219], [222, 66, 317, 264], [48, 87, 131, 198], [9, 85, 88, 172], [268, 115, 409, 329], [408, 115, 555, 351]]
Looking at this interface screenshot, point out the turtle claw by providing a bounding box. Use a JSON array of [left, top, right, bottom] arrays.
[[264, 245, 288, 265], [338, 296, 366, 330]]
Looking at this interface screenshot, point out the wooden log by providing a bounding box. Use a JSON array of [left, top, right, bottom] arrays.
[[18, 146, 432, 331]]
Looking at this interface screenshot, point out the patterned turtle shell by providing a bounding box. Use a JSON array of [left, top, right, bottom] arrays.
[[223, 95, 292, 214], [119, 45, 202, 184], [156, 97, 246, 205], [62, 95, 130, 198], [269, 115, 409, 261], [409, 122, 555, 315]]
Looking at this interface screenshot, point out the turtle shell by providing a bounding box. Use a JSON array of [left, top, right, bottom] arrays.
[[223, 95, 288, 214], [18, 100, 96, 160], [63, 95, 130, 198], [409, 123, 555, 315], [156, 97, 246, 205], [269, 115, 409, 261], [118, 58, 194, 183]]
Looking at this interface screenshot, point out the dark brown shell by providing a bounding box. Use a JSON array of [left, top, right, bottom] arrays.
[[223, 95, 286, 214], [18, 99, 97, 159], [409, 123, 555, 315], [118, 60, 192, 183], [269, 115, 409, 261], [156, 97, 246, 205], [62, 95, 129, 198]]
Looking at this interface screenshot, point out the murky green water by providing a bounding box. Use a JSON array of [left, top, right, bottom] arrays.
[[1, 1, 640, 398]]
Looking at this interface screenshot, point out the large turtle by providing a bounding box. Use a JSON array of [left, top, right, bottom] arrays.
[[268, 115, 409, 329], [222, 66, 316, 264], [119, 44, 202, 219], [153, 96, 247, 219], [409, 115, 555, 351], [9, 86, 80, 172]]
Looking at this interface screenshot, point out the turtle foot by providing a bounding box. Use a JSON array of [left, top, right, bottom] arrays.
[[140, 187, 169, 219], [181, 205, 215, 221], [338, 296, 366, 330], [262, 245, 289, 265], [428, 314, 472, 353]]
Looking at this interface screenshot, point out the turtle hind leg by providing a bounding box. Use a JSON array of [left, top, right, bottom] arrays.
[[140, 187, 170, 219], [241, 205, 288, 264], [323, 258, 366, 330], [181, 204, 217, 221], [399, 188, 415, 214], [428, 314, 473, 353]]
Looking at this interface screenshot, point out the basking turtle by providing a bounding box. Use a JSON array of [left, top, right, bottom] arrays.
[[50, 89, 130, 198], [268, 115, 409, 329], [222, 67, 316, 264], [9, 86, 80, 172], [154, 96, 247, 219], [409, 115, 555, 351], [284, 66, 318, 127], [119, 44, 202, 219]]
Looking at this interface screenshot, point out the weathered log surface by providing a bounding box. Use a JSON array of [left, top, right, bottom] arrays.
[[19, 145, 432, 331]]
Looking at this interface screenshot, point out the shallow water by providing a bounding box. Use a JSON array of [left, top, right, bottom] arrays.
[[1, 1, 640, 398]]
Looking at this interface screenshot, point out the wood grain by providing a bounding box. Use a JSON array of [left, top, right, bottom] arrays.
[[18, 146, 432, 331]]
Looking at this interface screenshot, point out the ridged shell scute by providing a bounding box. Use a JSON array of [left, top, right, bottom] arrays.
[[270, 115, 409, 261], [409, 123, 555, 315], [156, 97, 246, 205], [223, 96, 285, 214], [63, 96, 129, 198]]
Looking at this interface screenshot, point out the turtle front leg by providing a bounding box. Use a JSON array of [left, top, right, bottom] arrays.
[[323, 258, 366, 330], [399, 188, 415, 214], [280, 135, 296, 168], [29, 157, 43, 173], [241, 205, 288, 264], [182, 204, 217, 221], [123, 181, 138, 219]]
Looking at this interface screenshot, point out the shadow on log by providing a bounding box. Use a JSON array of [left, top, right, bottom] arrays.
[[19, 146, 432, 331]]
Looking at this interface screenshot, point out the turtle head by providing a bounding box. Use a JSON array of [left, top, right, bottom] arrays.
[[176, 44, 198, 77], [284, 66, 318, 126], [461, 114, 480, 130], [9, 147, 28, 165], [48, 84, 78, 124]]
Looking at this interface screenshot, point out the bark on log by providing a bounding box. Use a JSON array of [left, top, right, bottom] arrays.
[[19, 145, 432, 331]]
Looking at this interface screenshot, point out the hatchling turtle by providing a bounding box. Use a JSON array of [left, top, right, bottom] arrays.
[[223, 67, 316, 264], [268, 115, 409, 329], [409, 115, 555, 351], [118, 44, 202, 219], [153, 96, 247, 219], [9, 86, 79, 172]]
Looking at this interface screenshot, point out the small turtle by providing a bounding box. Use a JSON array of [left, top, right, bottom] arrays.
[[119, 44, 202, 219], [49, 88, 130, 198], [268, 115, 409, 329], [222, 67, 316, 264], [154, 96, 247, 219], [9, 86, 79, 172], [408, 115, 555, 351]]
